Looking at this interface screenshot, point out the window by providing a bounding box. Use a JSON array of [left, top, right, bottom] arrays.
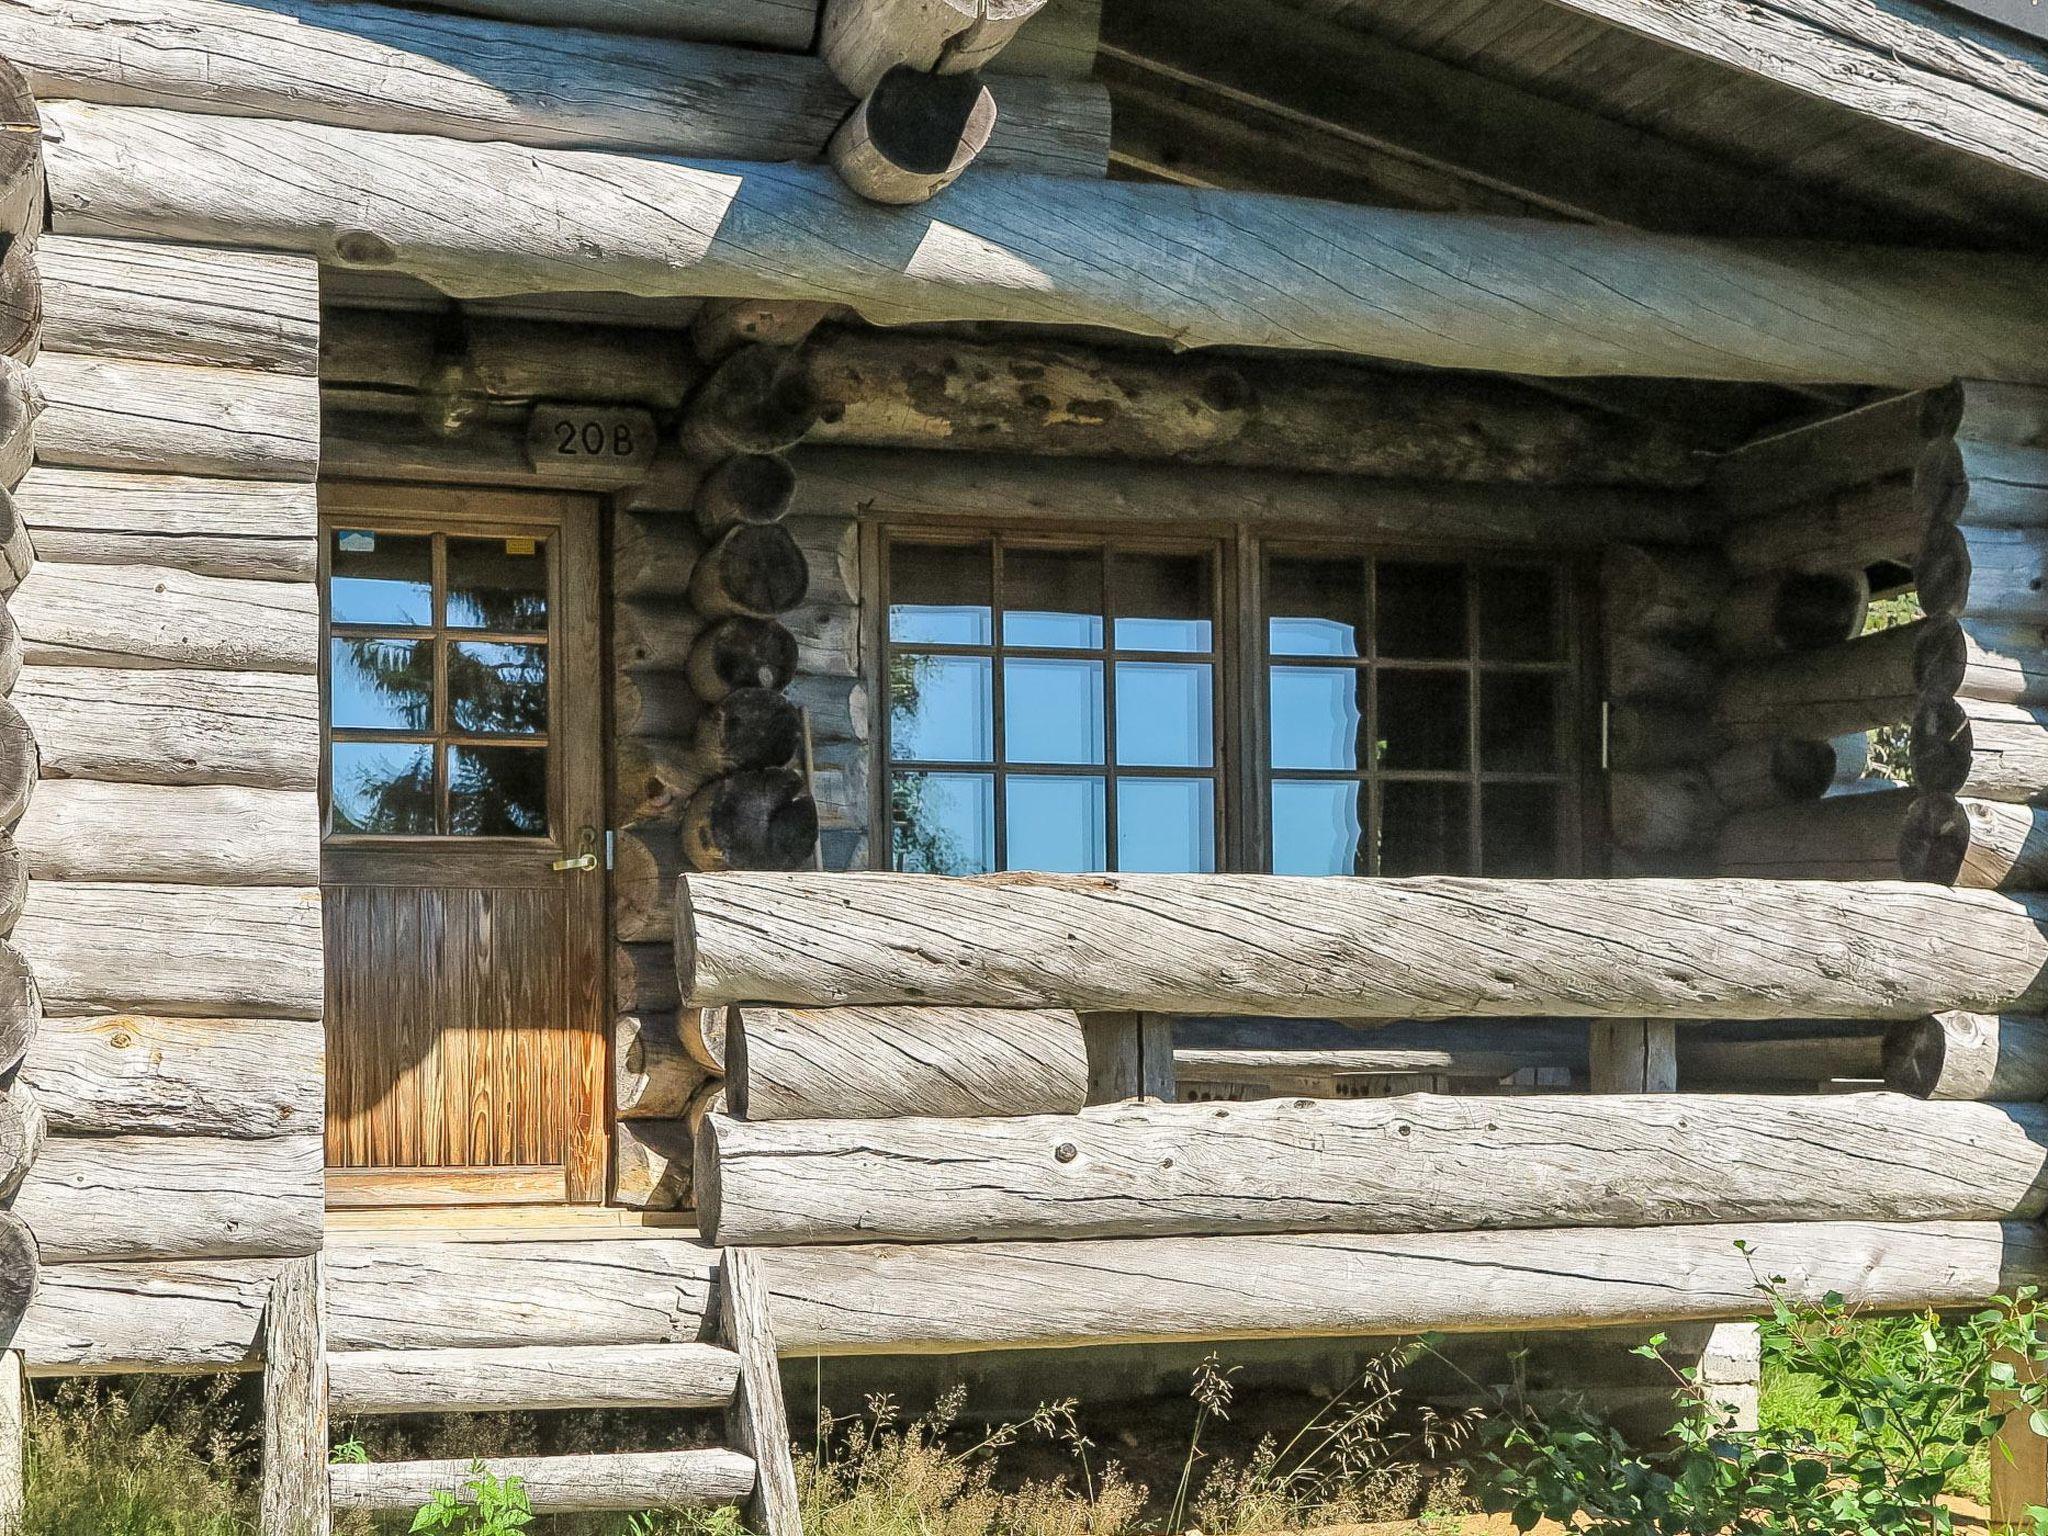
[[880, 533, 1584, 876], [324, 523, 554, 838]]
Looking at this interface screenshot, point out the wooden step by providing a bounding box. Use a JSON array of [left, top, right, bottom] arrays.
[[328, 1342, 741, 1415], [329, 1449, 757, 1513]]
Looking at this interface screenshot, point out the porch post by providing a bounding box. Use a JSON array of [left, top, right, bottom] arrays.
[[260, 1255, 330, 1536]]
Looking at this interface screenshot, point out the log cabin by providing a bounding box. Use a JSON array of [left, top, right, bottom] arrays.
[[0, 0, 2041, 1527]]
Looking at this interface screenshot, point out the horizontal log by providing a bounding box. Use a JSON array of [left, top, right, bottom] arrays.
[[758, 1219, 2048, 1355], [615, 1011, 711, 1119], [1712, 385, 1963, 519], [1679, 1022, 1886, 1088], [43, 101, 2048, 385], [1722, 454, 1964, 574], [810, 738, 869, 833], [1607, 769, 1721, 854], [698, 1092, 2048, 1245], [1962, 442, 2048, 529], [1924, 523, 2048, 627], [1705, 738, 1838, 811], [12, 1132, 322, 1262], [726, 1004, 1088, 1120], [1605, 631, 1718, 705], [330, 1450, 757, 1513], [678, 871, 2048, 1020], [1716, 787, 1915, 880], [1886, 1012, 2048, 1101], [13, 665, 319, 789], [1714, 569, 1869, 659], [612, 1117, 692, 1210], [13, 883, 323, 1018], [16, 781, 319, 885], [14, 1255, 286, 1374], [14, 467, 316, 581], [1914, 696, 2048, 804], [10, 561, 317, 671], [20, 1013, 321, 1138], [327, 1343, 739, 1415], [1716, 619, 1923, 742], [1900, 794, 2048, 889], [1918, 618, 2048, 708], [348, 0, 814, 48], [37, 235, 318, 372], [0, 0, 1108, 179], [823, 0, 1045, 95], [34, 353, 318, 482], [1602, 545, 1729, 639]]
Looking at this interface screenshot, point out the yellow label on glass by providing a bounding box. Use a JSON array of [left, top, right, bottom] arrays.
[[504, 537, 537, 556]]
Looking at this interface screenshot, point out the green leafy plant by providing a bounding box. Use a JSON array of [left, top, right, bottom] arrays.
[[408, 1464, 533, 1536]]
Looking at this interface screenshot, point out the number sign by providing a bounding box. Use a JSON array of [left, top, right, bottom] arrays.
[[524, 404, 658, 487]]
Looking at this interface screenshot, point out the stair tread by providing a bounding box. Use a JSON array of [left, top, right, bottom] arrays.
[[331, 1448, 758, 1513], [328, 1341, 740, 1415]]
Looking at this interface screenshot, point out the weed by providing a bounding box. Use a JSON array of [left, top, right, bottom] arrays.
[[22, 1375, 258, 1536], [408, 1465, 533, 1536]]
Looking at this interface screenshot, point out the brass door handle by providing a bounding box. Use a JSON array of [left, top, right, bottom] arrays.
[[550, 853, 599, 872]]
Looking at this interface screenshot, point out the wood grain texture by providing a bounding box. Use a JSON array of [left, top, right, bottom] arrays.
[[758, 1219, 2048, 1355], [14, 467, 317, 581], [1716, 788, 1915, 881], [40, 100, 2048, 385], [330, 1450, 756, 1513], [0, 1216, 36, 1355], [0, 1080, 45, 1202], [260, 1255, 328, 1536], [1886, 1011, 2048, 1101], [13, 1255, 287, 1374], [21, 1013, 319, 1138], [615, 1011, 710, 1119], [1717, 619, 1923, 743], [12, 665, 318, 788], [676, 871, 2048, 1021], [17, 781, 318, 885], [10, 562, 316, 672], [34, 353, 319, 481], [327, 1343, 739, 1415], [719, 1248, 801, 1536], [1916, 696, 2048, 804]]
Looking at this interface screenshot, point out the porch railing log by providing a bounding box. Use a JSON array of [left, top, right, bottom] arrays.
[[330, 1451, 758, 1514], [722, 1003, 1089, 1120], [13, 467, 315, 582], [829, 67, 998, 206], [1886, 1012, 2048, 1101], [695, 1092, 2048, 1247], [19, 1014, 322, 1138], [327, 1343, 740, 1416], [676, 871, 2048, 1019]]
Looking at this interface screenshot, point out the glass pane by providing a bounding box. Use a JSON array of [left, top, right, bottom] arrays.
[[1115, 551, 1211, 652], [1378, 561, 1467, 659], [1270, 665, 1361, 771], [329, 741, 435, 835], [891, 771, 995, 875], [1379, 670, 1469, 771], [448, 744, 547, 836], [1003, 658, 1104, 765], [450, 642, 548, 737], [1268, 556, 1363, 658], [1482, 782, 1561, 877], [1006, 775, 1106, 872], [1004, 547, 1103, 648], [447, 535, 548, 630], [890, 541, 992, 645], [329, 637, 431, 731], [1118, 777, 1215, 873], [1381, 780, 1472, 875], [1477, 566, 1562, 662], [329, 529, 432, 627], [1271, 779, 1364, 875], [1480, 672, 1560, 773], [1116, 661, 1213, 768], [891, 653, 994, 763]]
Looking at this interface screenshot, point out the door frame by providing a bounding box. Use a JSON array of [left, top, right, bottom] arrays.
[[317, 480, 610, 1207]]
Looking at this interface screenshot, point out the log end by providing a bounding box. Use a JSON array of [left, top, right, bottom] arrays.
[[832, 67, 999, 207], [1898, 792, 1968, 885]]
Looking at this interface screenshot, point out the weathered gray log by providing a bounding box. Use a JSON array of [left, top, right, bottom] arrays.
[[1900, 794, 2048, 890], [1885, 1012, 2048, 1101], [692, 688, 802, 775], [10, 562, 317, 673], [1606, 704, 1722, 773], [0, 355, 41, 494], [0, 835, 28, 933], [0, 0, 1108, 179], [21, 1013, 321, 1138], [0, 484, 33, 595], [694, 454, 796, 535], [331, 1451, 757, 1513], [810, 738, 869, 835], [0, 940, 40, 1078], [679, 346, 820, 461], [14, 468, 316, 581], [12, 1132, 323, 1262], [1706, 738, 1838, 811], [1963, 385, 2048, 453], [758, 1219, 2048, 1355], [16, 781, 319, 886], [686, 618, 798, 703], [1712, 386, 1962, 518], [720, 1248, 801, 1536], [13, 665, 317, 790], [1608, 770, 1720, 853], [614, 939, 680, 1019], [831, 68, 997, 206], [689, 525, 809, 620], [0, 1214, 37, 1343], [682, 770, 818, 872], [1722, 444, 1966, 573], [613, 819, 686, 946], [613, 667, 700, 746], [0, 237, 38, 368], [0, 1079, 45, 1201], [12, 1255, 288, 1373], [693, 300, 836, 364], [328, 1343, 739, 1415], [698, 1092, 2048, 1246], [14, 883, 323, 1018], [1607, 631, 1718, 705], [681, 871, 2048, 1019], [1716, 788, 1915, 880], [1680, 1022, 1887, 1088], [37, 235, 317, 373], [43, 101, 2048, 385], [1914, 696, 2048, 804], [786, 672, 867, 745], [33, 353, 318, 482], [613, 597, 707, 676], [1603, 545, 1730, 638], [0, 601, 22, 695], [1923, 523, 2048, 627], [1715, 570, 1869, 658], [1717, 619, 1923, 742], [823, 0, 1046, 95], [684, 1006, 727, 1073], [612, 1117, 692, 1210], [0, 698, 34, 828], [1919, 618, 2048, 708], [1963, 441, 2048, 528], [724, 1004, 1087, 1121], [616, 1011, 711, 1119], [261, 1255, 328, 1536], [0, 56, 40, 248]]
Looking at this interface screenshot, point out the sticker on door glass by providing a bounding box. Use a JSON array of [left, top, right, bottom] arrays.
[[337, 529, 376, 553]]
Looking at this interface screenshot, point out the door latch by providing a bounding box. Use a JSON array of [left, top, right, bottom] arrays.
[[551, 825, 600, 872]]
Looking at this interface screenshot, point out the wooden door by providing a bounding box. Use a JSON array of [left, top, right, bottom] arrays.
[[319, 482, 607, 1206]]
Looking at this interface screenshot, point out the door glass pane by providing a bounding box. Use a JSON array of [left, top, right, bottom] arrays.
[[449, 642, 549, 736], [1116, 661, 1212, 768], [447, 535, 548, 630], [1270, 666, 1361, 771], [1378, 670, 1468, 771], [1116, 551, 1211, 652], [1483, 783, 1561, 876], [1003, 657, 1104, 764], [1268, 557, 1363, 658], [447, 744, 547, 836], [892, 771, 995, 874], [330, 529, 432, 626], [891, 654, 994, 763], [1477, 566, 1562, 662], [330, 741, 435, 835], [1480, 672, 1559, 772], [1381, 780, 1471, 875], [1007, 775, 1106, 871], [1004, 547, 1103, 649], [890, 541, 992, 645], [1271, 779, 1363, 875], [1378, 561, 1467, 659], [1119, 777, 1215, 872], [330, 637, 432, 731]]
